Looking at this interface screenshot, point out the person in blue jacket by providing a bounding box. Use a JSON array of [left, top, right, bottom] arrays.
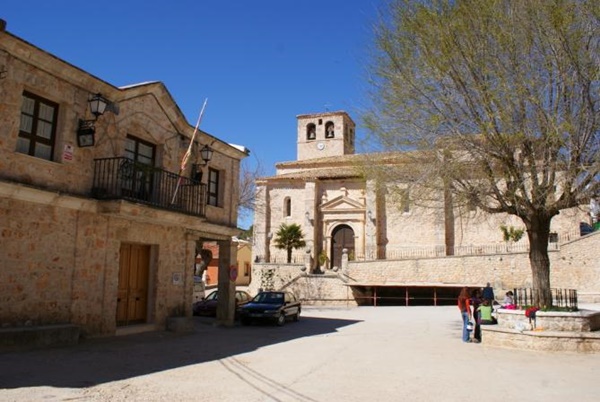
[[482, 282, 495, 304]]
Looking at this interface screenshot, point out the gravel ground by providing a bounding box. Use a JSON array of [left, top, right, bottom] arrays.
[[1, 305, 599, 402]]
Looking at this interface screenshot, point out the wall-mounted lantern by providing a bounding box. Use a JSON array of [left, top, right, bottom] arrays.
[[77, 93, 110, 147], [199, 144, 214, 165]]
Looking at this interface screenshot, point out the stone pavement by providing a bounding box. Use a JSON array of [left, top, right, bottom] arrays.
[[1, 306, 599, 402]]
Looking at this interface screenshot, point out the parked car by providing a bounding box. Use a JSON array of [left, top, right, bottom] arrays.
[[192, 290, 252, 316], [238, 291, 301, 326]]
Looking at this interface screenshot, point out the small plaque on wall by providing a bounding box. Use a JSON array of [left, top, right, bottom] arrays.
[[62, 144, 74, 162], [172, 272, 183, 285]]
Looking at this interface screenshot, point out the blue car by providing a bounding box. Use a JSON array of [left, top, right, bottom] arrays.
[[238, 291, 301, 326]]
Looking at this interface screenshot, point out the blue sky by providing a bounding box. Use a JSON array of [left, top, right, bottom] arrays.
[[2, 0, 384, 228]]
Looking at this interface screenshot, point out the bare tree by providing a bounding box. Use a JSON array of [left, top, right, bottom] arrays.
[[237, 158, 265, 222], [364, 0, 600, 306]]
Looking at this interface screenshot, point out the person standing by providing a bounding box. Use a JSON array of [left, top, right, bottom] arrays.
[[458, 287, 472, 343], [482, 282, 495, 304], [470, 288, 483, 343]]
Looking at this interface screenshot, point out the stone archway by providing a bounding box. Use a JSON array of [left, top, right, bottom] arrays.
[[331, 224, 355, 269]]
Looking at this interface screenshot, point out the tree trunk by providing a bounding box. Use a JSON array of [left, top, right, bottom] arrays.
[[526, 215, 553, 307], [444, 182, 455, 256], [287, 247, 292, 263]]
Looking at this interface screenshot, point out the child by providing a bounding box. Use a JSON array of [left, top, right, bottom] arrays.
[[477, 299, 497, 325], [502, 291, 516, 309]]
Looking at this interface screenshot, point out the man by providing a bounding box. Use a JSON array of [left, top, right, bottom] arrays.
[[482, 282, 495, 304]]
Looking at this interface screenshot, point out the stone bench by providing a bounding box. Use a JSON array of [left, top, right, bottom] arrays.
[[482, 326, 600, 353], [496, 308, 600, 332], [0, 324, 80, 352], [481, 308, 600, 353]]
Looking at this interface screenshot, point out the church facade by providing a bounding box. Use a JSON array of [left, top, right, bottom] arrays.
[[253, 111, 586, 274]]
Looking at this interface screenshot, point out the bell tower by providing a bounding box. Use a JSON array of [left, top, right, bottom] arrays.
[[296, 111, 355, 161]]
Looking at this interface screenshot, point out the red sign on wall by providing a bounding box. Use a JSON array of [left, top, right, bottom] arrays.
[[229, 265, 238, 282]]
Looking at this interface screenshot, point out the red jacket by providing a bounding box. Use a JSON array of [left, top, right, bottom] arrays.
[[458, 297, 471, 316]]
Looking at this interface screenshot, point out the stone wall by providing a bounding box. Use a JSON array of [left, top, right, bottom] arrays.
[[0, 195, 195, 337], [0, 28, 246, 340], [347, 253, 533, 290], [549, 233, 600, 300], [0, 28, 243, 229], [482, 326, 600, 353], [248, 264, 354, 305], [496, 308, 600, 332], [250, 232, 600, 304], [482, 308, 600, 353]]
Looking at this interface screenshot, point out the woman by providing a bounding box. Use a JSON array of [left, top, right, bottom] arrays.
[[457, 287, 472, 343], [470, 288, 483, 343]]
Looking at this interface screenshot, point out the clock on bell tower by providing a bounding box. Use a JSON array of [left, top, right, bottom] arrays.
[[296, 111, 355, 161]]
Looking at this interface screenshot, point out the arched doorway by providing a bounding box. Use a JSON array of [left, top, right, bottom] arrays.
[[331, 224, 355, 269]]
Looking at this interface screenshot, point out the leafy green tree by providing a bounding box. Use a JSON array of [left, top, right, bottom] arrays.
[[238, 225, 253, 241], [500, 225, 525, 243], [273, 223, 306, 263], [364, 0, 600, 307]]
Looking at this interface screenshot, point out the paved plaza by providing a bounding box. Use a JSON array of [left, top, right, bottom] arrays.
[[1, 306, 599, 402]]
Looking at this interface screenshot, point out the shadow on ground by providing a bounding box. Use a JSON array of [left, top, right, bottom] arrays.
[[0, 314, 360, 389]]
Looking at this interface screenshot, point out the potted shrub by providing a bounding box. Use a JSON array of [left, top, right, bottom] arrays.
[[318, 251, 329, 271]]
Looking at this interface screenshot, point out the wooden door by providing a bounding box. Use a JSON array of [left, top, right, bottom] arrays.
[[331, 225, 355, 269], [117, 244, 150, 326]]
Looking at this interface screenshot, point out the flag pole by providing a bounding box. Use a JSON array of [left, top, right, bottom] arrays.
[[171, 98, 208, 205]]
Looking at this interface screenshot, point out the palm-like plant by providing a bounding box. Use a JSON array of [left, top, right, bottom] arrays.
[[273, 223, 306, 263]]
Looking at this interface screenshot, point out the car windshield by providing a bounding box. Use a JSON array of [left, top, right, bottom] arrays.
[[253, 292, 284, 304], [205, 291, 218, 301]]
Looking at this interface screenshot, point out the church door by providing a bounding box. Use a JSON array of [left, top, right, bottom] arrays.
[[331, 225, 355, 269]]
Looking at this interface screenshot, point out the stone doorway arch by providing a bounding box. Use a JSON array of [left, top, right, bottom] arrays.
[[331, 224, 355, 270]]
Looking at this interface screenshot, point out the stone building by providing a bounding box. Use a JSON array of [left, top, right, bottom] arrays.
[[251, 111, 596, 304], [254, 111, 586, 271], [0, 21, 248, 338], [197, 237, 251, 290]]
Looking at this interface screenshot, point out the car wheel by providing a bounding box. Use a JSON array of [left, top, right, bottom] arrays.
[[241, 317, 250, 326], [276, 314, 286, 326]]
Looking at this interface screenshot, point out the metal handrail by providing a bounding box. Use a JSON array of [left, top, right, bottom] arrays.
[[512, 287, 578, 310], [91, 157, 207, 217]]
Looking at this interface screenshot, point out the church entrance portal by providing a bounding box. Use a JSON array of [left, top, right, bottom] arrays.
[[331, 225, 355, 269]]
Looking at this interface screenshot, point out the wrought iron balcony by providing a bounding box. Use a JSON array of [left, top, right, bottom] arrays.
[[92, 157, 206, 217]]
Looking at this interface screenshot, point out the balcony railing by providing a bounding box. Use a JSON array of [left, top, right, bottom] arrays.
[[92, 157, 206, 217]]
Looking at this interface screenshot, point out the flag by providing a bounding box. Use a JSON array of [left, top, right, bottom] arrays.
[[171, 98, 208, 205]]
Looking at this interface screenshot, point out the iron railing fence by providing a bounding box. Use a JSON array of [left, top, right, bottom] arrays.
[[92, 157, 207, 217], [513, 287, 578, 310], [256, 252, 307, 264], [354, 242, 553, 261], [255, 240, 562, 265], [253, 229, 589, 265]]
